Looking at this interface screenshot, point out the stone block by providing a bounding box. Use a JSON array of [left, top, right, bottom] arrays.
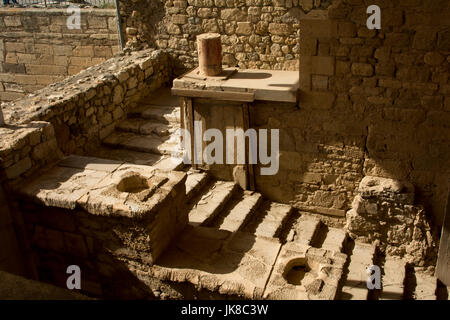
[[268, 23, 292, 36], [5, 157, 32, 179], [236, 22, 252, 35], [351, 63, 373, 77], [311, 56, 335, 76], [299, 90, 335, 110]]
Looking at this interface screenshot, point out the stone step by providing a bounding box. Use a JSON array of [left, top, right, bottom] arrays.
[[379, 256, 406, 300], [188, 181, 238, 227], [185, 171, 209, 201], [216, 191, 263, 233], [86, 146, 184, 171], [141, 87, 180, 107], [130, 105, 180, 124], [414, 270, 437, 300], [292, 215, 321, 245], [321, 227, 347, 253], [340, 242, 377, 300], [117, 118, 178, 137], [243, 201, 293, 238], [103, 132, 180, 156]]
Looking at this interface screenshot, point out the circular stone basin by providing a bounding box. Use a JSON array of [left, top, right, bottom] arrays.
[[116, 173, 149, 194], [283, 258, 311, 285]]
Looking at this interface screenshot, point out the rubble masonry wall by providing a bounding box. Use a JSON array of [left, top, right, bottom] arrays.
[[0, 8, 120, 102], [117, 0, 335, 73]]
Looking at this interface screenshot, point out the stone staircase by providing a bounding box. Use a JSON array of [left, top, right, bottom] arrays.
[[88, 87, 183, 170], [87, 86, 442, 300]]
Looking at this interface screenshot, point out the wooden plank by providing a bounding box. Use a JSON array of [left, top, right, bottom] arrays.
[[182, 97, 196, 168], [242, 103, 255, 191], [179, 97, 185, 130], [171, 88, 255, 102], [436, 183, 450, 286]]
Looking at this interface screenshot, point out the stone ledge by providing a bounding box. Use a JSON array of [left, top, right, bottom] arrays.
[[0, 270, 89, 300]]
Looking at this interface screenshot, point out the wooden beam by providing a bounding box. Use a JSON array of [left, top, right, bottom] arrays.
[[172, 88, 255, 102], [436, 181, 450, 286], [182, 97, 196, 169], [242, 103, 255, 191]]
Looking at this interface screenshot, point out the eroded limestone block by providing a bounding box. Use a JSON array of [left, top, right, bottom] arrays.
[[346, 176, 437, 266]]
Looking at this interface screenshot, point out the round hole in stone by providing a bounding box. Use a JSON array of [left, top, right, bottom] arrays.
[[283, 258, 311, 286], [116, 173, 149, 193]]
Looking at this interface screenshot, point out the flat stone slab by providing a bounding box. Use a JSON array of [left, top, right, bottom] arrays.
[[340, 242, 376, 300], [19, 155, 186, 219], [264, 242, 347, 300], [58, 155, 122, 172], [77, 163, 186, 218], [173, 67, 299, 103], [380, 256, 406, 300], [151, 227, 282, 299], [20, 165, 111, 209], [0, 271, 89, 300], [293, 215, 321, 245]]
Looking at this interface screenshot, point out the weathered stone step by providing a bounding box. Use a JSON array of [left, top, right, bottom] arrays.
[[291, 215, 321, 245], [87, 146, 184, 171], [414, 270, 437, 300], [117, 118, 178, 137], [103, 132, 180, 156], [185, 170, 209, 201], [216, 191, 263, 233], [141, 87, 180, 107], [340, 242, 377, 300], [321, 227, 347, 253], [243, 201, 293, 238], [188, 181, 238, 227], [129, 105, 180, 124], [379, 256, 406, 300]]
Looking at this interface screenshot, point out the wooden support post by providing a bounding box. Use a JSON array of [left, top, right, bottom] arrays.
[[0, 105, 4, 126], [436, 182, 450, 286], [183, 97, 196, 169], [197, 33, 222, 77], [242, 103, 255, 190]]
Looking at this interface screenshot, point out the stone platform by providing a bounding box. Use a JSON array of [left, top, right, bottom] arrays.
[[172, 67, 299, 103]]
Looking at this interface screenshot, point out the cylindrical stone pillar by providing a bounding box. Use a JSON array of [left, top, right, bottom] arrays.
[[197, 33, 223, 76]]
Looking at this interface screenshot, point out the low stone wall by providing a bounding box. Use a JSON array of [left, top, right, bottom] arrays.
[[16, 158, 188, 299], [2, 49, 171, 159], [118, 0, 333, 73], [346, 176, 438, 267], [0, 8, 120, 102], [0, 49, 171, 279]]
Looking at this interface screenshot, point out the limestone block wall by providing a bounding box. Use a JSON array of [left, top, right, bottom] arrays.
[[0, 121, 60, 277], [0, 8, 120, 102], [118, 0, 333, 73], [0, 49, 171, 278], [0, 180, 25, 275], [290, 0, 450, 225]]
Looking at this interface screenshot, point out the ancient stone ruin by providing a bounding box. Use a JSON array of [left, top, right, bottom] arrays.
[[0, 0, 449, 301]]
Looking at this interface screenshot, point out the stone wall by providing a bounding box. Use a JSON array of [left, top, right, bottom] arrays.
[[0, 49, 171, 278], [0, 121, 60, 277], [0, 8, 120, 102], [240, 1, 450, 227], [290, 0, 450, 226], [117, 0, 450, 228], [118, 0, 333, 73], [2, 49, 171, 159], [0, 177, 25, 275]]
